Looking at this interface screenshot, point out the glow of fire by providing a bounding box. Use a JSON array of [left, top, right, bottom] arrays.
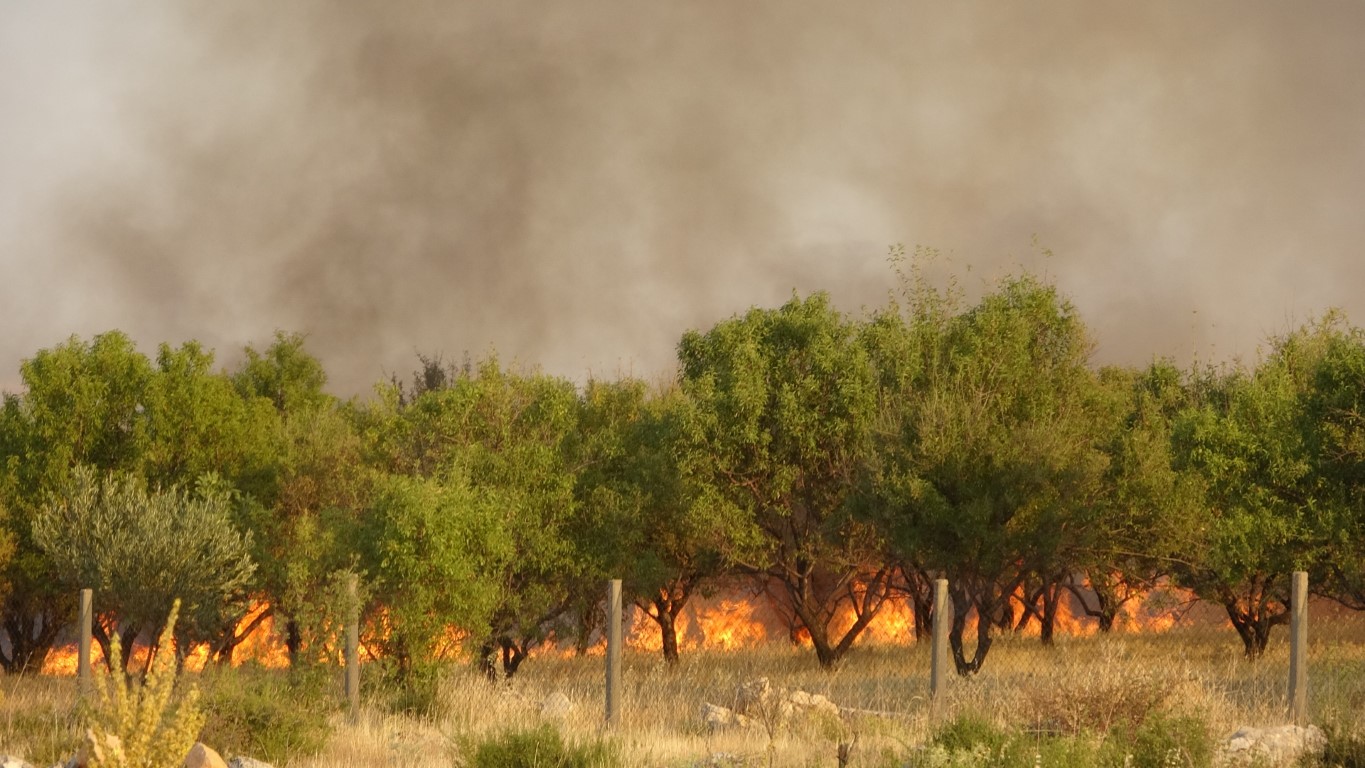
[[38, 580, 1207, 674]]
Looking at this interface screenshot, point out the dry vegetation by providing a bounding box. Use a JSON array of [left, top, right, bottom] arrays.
[[3, 621, 1364, 767]]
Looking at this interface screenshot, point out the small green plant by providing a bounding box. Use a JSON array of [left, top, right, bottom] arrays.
[[197, 663, 334, 764], [462, 724, 619, 768], [1122, 712, 1214, 768], [1301, 722, 1365, 767], [85, 599, 205, 768], [370, 656, 451, 718]]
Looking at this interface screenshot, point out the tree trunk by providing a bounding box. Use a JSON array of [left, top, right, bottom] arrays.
[[1038, 580, 1062, 646], [285, 617, 303, 667], [1, 612, 61, 674], [212, 606, 273, 666], [1224, 602, 1285, 659], [948, 581, 995, 676], [500, 638, 528, 678], [658, 609, 680, 665]]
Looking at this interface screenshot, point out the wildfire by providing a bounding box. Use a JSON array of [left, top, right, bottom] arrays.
[[40, 601, 292, 676], [37, 577, 1210, 675]]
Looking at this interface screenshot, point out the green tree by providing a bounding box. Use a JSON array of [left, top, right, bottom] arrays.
[[1296, 313, 1365, 607], [225, 331, 363, 667], [1170, 330, 1325, 659], [679, 293, 887, 669], [872, 270, 1109, 673], [575, 379, 759, 664], [363, 358, 583, 677], [0, 331, 153, 673], [32, 466, 256, 673], [1069, 362, 1203, 632], [355, 471, 509, 672]]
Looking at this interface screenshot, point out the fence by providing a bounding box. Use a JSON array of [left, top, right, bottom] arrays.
[[61, 572, 1323, 730]]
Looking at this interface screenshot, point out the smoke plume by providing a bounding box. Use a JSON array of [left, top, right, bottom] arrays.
[[3, 1, 1364, 395]]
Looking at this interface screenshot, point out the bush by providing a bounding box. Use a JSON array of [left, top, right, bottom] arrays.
[[85, 599, 205, 768], [463, 724, 619, 768], [369, 657, 451, 719], [1119, 712, 1214, 768], [903, 709, 1212, 768], [1304, 723, 1365, 767], [198, 663, 334, 764]]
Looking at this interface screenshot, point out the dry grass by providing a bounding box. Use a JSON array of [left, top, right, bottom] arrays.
[[4, 620, 1365, 767]]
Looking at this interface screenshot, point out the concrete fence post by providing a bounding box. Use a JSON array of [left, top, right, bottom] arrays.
[[1288, 570, 1308, 724], [78, 588, 93, 697], [930, 578, 950, 700], [605, 579, 623, 727]]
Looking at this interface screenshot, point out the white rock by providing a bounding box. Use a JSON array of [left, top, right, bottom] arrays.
[[787, 690, 840, 718], [183, 742, 227, 768], [1225, 725, 1324, 765], [226, 758, 275, 768], [540, 692, 575, 718], [701, 702, 755, 732], [0, 755, 36, 768], [734, 678, 772, 715]]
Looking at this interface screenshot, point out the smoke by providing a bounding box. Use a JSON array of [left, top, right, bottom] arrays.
[[3, 1, 1365, 395]]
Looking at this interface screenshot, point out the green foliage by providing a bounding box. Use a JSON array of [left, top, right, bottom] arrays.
[[906, 709, 1212, 768], [357, 471, 509, 664], [1306, 722, 1365, 767], [462, 724, 619, 768], [679, 292, 883, 668], [32, 467, 256, 668], [872, 263, 1112, 672], [197, 664, 334, 763], [1121, 712, 1214, 768], [85, 599, 205, 768], [360, 357, 585, 675], [368, 656, 451, 718]]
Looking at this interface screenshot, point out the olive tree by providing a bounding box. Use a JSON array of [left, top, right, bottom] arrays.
[[33, 466, 255, 672]]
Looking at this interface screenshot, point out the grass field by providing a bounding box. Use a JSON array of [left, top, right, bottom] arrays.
[[3, 621, 1365, 767]]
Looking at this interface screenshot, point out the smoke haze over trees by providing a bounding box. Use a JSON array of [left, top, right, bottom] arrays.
[[4, 2, 1365, 396]]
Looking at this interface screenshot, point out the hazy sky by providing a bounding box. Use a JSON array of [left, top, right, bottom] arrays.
[[3, 2, 1364, 397]]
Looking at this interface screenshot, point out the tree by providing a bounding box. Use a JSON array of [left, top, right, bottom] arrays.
[[1068, 362, 1203, 632], [679, 293, 888, 669], [363, 357, 584, 678], [1170, 330, 1325, 659], [576, 379, 759, 664], [354, 472, 509, 673], [32, 466, 256, 673], [872, 270, 1109, 673], [225, 331, 363, 667], [1296, 314, 1365, 607], [0, 331, 153, 673]]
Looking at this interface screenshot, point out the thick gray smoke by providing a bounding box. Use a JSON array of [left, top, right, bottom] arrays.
[[3, 1, 1365, 395]]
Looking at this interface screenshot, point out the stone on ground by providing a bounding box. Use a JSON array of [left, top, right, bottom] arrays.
[[1224, 724, 1325, 765], [183, 742, 227, 768]]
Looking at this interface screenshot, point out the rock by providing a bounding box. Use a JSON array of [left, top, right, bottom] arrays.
[[733, 678, 772, 715], [72, 730, 122, 768], [540, 691, 575, 718], [1225, 725, 1325, 765], [786, 690, 840, 719], [701, 702, 754, 732], [226, 758, 275, 768], [183, 743, 228, 768], [0, 755, 35, 768]]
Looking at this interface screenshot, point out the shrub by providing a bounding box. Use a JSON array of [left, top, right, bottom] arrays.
[[1304, 722, 1365, 767], [1122, 712, 1214, 768], [463, 724, 619, 768], [85, 599, 205, 768], [197, 663, 334, 764]]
